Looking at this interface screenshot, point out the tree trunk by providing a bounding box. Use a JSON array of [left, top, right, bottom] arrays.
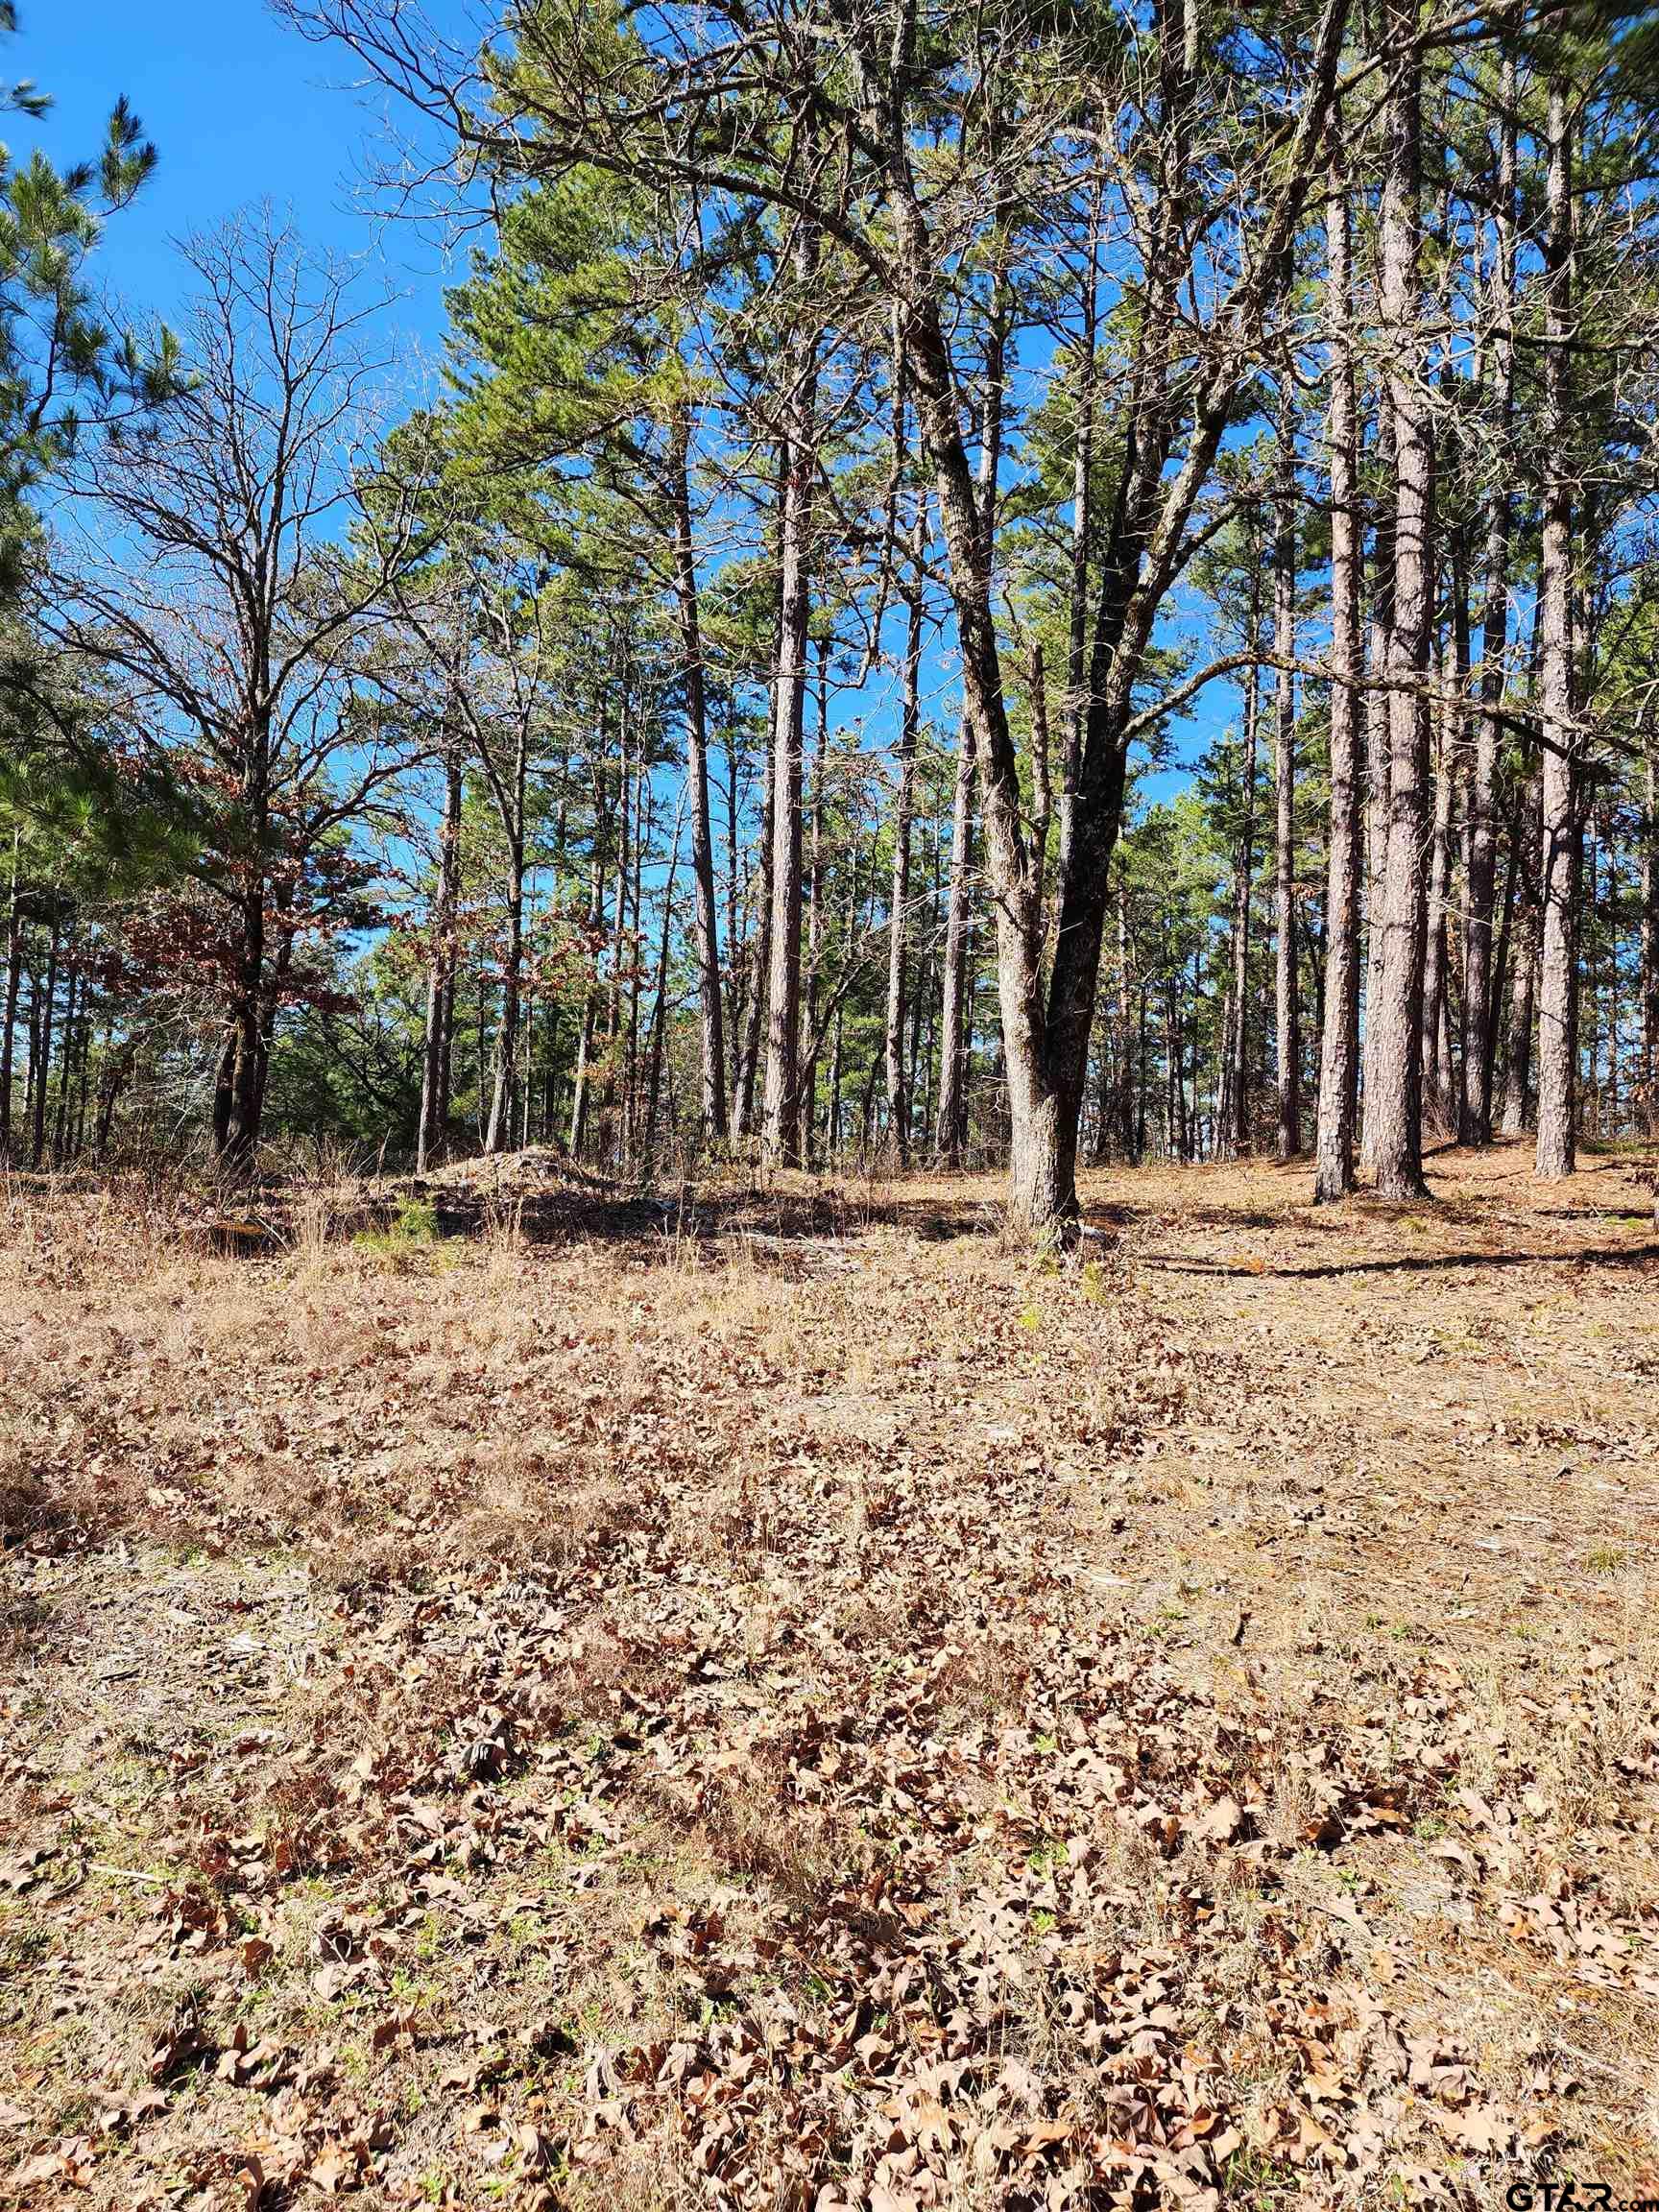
[[1273, 373, 1301, 1161], [30, 907, 60, 1170], [1368, 9, 1433, 1200], [933, 227, 1008, 1175], [1359, 398, 1397, 1176], [1501, 761, 1542, 1134], [644, 800, 684, 1158], [52, 950, 79, 1166], [1421, 645, 1458, 1135], [1460, 51, 1516, 1143], [484, 834, 526, 1157], [885, 517, 925, 1164], [668, 401, 728, 1143], [0, 834, 21, 1160], [568, 825, 607, 1160], [1314, 121, 1362, 1203], [1642, 725, 1658, 1137], [1220, 576, 1261, 1160], [802, 638, 830, 1161], [761, 224, 820, 1166], [935, 719, 975, 1166], [895, 0, 1346, 1227], [1535, 80, 1577, 1180], [733, 723, 774, 1142], [1062, 134, 1104, 867], [602, 718, 634, 1157], [418, 740, 462, 1175]]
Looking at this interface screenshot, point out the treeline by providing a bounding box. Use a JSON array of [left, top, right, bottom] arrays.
[[3, 0, 1658, 1227]]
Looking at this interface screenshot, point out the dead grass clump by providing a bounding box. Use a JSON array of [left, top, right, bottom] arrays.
[[0, 1167, 194, 1287], [696, 1767, 876, 1924], [263, 1765, 351, 1878], [0, 1566, 52, 1658], [928, 1636, 1029, 1723], [1541, 1656, 1658, 1832]]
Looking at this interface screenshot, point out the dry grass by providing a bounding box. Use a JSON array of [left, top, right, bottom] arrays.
[[1, 1138, 1656, 2207]]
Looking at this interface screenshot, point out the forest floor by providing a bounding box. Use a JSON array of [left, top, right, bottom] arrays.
[[2, 1138, 1657, 2211]]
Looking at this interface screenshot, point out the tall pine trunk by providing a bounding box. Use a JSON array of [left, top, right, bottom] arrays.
[[935, 725, 974, 1165], [1642, 726, 1658, 1137], [1421, 649, 1458, 1134], [1535, 80, 1578, 1179], [761, 223, 820, 1166], [1314, 122, 1362, 1202], [1273, 374, 1301, 1161], [885, 515, 925, 1163], [802, 639, 830, 1161], [668, 401, 728, 1143], [1368, 10, 1433, 1200], [1220, 580, 1260, 1159], [418, 740, 462, 1175], [0, 833, 21, 1160], [1461, 52, 1516, 1142]]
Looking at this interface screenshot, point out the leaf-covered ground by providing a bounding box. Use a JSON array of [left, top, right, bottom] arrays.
[[2, 1141, 1657, 2210]]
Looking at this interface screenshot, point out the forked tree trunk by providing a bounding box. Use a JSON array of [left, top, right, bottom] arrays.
[[1535, 81, 1577, 1180], [899, 0, 1347, 1228], [1314, 123, 1362, 1203], [935, 249, 1007, 1173], [1368, 8, 1433, 1201]]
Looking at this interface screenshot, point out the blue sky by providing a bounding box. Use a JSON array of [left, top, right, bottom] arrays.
[[19, 0, 1237, 805], [22, 0, 455, 368]]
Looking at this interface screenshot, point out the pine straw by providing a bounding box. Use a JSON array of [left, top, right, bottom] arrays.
[[1, 1139, 1656, 2209]]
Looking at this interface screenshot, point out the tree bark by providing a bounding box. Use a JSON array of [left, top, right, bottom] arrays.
[[1368, 8, 1433, 1200], [1460, 50, 1516, 1143], [1421, 642, 1458, 1135], [418, 738, 462, 1175], [802, 637, 830, 1162], [644, 800, 684, 1158], [761, 221, 820, 1166], [733, 719, 774, 1142], [1314, 122, 1362, 1202], [1359, 397, 1396, 1177], [1220, 575, 1261, 1160], [933, 233, 1007, 1173], [668, 400, 729, 1143], [30, 905, 60, 1170], [1642, 725, 1658, 1137], [1273, 373, 1301, 1161], [1535, 80, 1577, 1180], [52, 948, 79, 1166], [0, 833, 21, 1160], [884, 514, 925, 1163], [935, 720, 974, 1166]]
